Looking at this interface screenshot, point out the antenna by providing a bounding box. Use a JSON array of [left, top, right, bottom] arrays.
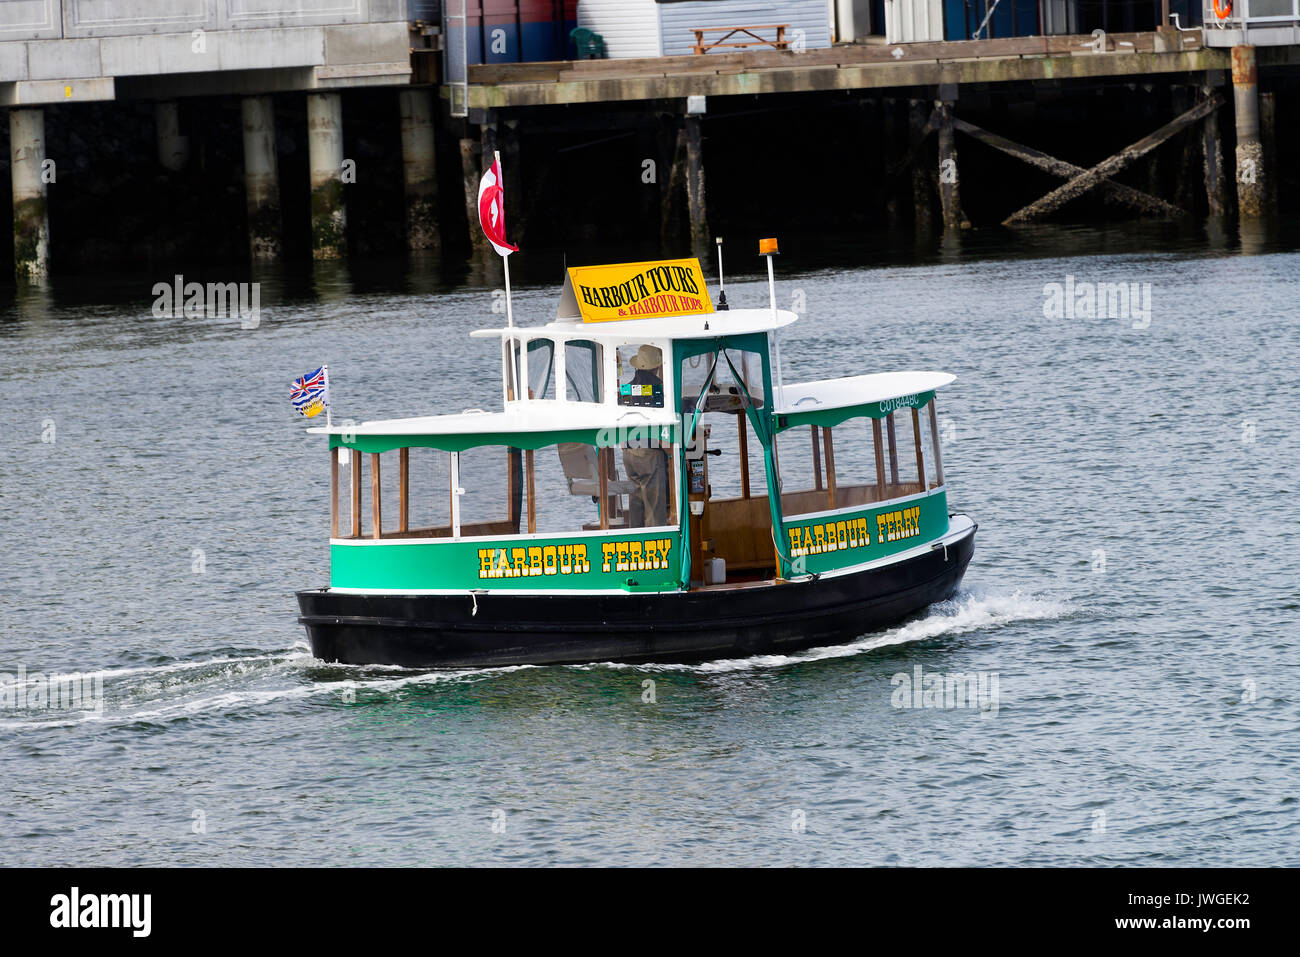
[[759, 237, 784, 409], [715, 236, 728, 310]]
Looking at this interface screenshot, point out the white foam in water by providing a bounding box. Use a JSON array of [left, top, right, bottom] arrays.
[[0, 651, 302, 690], [0, 589, 1071, 729], [0, 651, 531, 730], [582, 587, 1075, 674]]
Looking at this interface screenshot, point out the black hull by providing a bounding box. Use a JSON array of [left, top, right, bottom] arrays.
[[297, 522, 975, 668]]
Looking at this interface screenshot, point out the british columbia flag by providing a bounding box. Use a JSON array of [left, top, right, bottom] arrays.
[[291, 366, 328, 418]]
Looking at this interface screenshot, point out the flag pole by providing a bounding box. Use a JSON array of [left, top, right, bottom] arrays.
[[323, 363, 333, 430], [496, 151, 514, 331], [494, 149, 520, 406]]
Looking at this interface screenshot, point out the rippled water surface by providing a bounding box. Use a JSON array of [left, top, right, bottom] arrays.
[[1, 225, 1297, 866]]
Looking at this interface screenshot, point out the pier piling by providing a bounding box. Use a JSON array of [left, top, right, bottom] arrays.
[[936, 100, 962, 232], [659, 117, 686, 250], [909, 99, 934, 233], [399, 89, 440, 252], [154, 101, 190, 172], [240, 96, 283, 262], [881, 99, 901, 229], [478, 113, 501, 259], [307, 92, 348, 259], [10, 108, 50, 280], [1260, 90, 1277, 208], [460, 134, 490, 256], [1231, 45, 1265, 219], [501, 118, 523, 242], [1201, 78, 1227, 219], [684, 112, 709, 260]]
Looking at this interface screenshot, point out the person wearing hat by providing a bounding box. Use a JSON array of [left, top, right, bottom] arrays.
[[622, 344, 669, 527]]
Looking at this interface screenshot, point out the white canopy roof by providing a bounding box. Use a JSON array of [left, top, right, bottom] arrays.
[[776, 371, 956, 416], [470, 307, 797, 342], [306, 400, 678, 438]]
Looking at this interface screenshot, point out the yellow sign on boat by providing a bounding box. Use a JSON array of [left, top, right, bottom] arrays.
[[556, 258, 714, 323]]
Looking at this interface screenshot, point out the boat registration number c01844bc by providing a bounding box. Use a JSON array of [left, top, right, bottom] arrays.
[[477, 538, 675, 579]]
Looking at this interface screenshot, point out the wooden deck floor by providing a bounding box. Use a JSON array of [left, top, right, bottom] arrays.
[[457, 32, 1232, 109]]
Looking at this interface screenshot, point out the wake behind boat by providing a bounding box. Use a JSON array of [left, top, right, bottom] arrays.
[[295, 244, 976, 667]]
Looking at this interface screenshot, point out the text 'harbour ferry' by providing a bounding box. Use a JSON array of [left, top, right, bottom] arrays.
[[296, 247, 976, 667]]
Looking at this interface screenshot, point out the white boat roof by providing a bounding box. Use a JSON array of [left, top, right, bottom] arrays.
[[471, 307, 798, 341], [307, 400, 679, 437], [777, 372, 956, 416]]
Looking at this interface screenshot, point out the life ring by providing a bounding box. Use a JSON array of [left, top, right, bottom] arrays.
[[1213, 0, 1232, 19]]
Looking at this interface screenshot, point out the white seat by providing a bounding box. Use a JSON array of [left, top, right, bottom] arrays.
[[557, 443, 638, 497]]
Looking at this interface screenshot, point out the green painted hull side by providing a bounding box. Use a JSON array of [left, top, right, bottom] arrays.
[[330, 531, 683, 592], [781, 490, 949, 577], [328, 489, 950, 593]]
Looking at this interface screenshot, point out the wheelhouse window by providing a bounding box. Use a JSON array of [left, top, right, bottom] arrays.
[[527, 339, 555, 401], [564, 340, 603, 404], [616, 342, 665, 408]]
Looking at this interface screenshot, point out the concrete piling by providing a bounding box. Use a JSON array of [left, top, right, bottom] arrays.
[[240, 95, 282, 262], [154, 101, 190, 172], [1231, 45, 1265, 219], [398, 88, 439, 252], [307, 92, 347, 259], [10, 108, 50, 280]]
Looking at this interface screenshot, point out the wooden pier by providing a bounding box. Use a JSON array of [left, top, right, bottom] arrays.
[[438, 30, 1300, 256], [459, 33, 1232, 109], [6, 13, 1300, 276]]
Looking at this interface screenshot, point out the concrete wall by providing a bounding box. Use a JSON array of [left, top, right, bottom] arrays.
[[1, 1, 411, 39], [0, 1, 412, 103]]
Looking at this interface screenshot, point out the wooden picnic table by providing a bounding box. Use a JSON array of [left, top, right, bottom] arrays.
[[692, 24, 790, 55]]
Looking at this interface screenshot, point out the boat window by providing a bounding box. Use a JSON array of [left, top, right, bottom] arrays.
[[455, 440, 679, 537], [337, 438, 681, 542], [336, 447, 454, 540], [679, 347, 765, 414], [453, 445, 525, 538], [779, 422, 873, 517], [504, 336, 525, 401], [871, 409, 926, 500], [616, 342, 665, 408], [919, 399, 944, 489], [703, 411, 766, 501], [778, 409, 930, 518], [527, 339, 555, 401], [564, 339, 602, 404]]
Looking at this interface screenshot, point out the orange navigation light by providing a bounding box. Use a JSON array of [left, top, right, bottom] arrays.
[[758, 237, 779, 255]]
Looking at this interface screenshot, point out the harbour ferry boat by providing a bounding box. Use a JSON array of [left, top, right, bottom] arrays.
[[297, 250, 975, 667]]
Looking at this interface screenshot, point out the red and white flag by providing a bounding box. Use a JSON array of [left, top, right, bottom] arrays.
[[477, 154, 518, 257]]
